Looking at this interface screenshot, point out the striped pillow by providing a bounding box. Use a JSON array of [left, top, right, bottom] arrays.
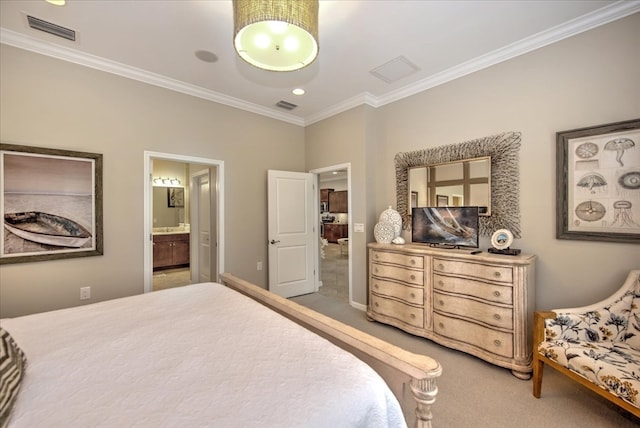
[[0, 327, 27, 428]]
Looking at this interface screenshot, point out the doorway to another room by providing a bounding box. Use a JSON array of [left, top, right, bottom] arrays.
[[143, 152, 224, 294], [316, 167, 350, 304]]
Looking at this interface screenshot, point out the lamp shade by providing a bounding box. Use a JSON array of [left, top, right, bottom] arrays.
[[233, 0, 319, 72]]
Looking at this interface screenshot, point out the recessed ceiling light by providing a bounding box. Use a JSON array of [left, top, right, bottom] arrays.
[[195, 50, 218, 63], [45, 0, 66, 5], [292, 88, 305, 96]]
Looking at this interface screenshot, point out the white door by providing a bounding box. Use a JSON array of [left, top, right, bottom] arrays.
[[196, 171, 212, 282], [267, 170, 316, 298]]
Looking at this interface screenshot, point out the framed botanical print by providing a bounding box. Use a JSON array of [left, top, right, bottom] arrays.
[[556, 118, 640, 243], [0, 143, 103, 264]]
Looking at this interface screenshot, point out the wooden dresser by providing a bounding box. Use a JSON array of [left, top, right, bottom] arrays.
[[368, 242, 536, 379]]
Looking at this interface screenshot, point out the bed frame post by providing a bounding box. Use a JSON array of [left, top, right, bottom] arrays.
[[411, 377, 438, 428]]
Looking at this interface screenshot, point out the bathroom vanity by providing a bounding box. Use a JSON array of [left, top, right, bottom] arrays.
[[153, 232, 189, 270]]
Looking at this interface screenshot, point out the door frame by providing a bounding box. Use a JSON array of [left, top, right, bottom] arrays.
[[310, 163, 352, 304], [143, 151, 225, 293]]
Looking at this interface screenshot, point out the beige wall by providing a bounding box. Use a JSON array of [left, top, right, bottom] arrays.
[[0, 45, 305, 318], [349, 13, 639, 310], [1, 13, 639, 317]]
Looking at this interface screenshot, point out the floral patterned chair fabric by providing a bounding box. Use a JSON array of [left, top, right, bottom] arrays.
[[533, 270, 640, 418]]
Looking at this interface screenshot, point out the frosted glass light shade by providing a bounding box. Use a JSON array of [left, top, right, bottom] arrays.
[[233, 0, 319, 72]]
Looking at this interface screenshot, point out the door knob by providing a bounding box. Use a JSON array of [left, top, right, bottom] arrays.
[[270, 239, 280, 244]]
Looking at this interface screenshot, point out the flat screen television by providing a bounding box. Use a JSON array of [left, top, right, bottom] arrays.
[[411, 206, 479, 248]]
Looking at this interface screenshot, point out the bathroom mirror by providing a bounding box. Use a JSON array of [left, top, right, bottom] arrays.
[[408, 156, 491, 215], [153, 186, 184, 227], [396, 131, 522, 238]]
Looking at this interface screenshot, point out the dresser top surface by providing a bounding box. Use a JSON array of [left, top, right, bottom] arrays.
[[368, 242, 535, 264]]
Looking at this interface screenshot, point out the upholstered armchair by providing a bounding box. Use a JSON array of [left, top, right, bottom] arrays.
[[532, 270, 640, 418]]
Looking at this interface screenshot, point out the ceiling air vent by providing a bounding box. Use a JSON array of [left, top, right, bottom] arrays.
[[276, 100, 297, 110], [27, 15, 76, 41]]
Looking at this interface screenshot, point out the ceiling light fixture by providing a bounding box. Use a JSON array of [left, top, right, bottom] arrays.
[[292, 88, 305, 95], [45, 0, 66, 5], [232, 0, 319, 72]]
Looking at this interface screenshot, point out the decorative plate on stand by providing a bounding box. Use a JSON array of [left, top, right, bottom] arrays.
[[491, 229, 514, 250]]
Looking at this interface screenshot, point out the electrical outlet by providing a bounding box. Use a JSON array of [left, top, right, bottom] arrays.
[[257, 261, 263, 271], [80, 286, 91, 300]]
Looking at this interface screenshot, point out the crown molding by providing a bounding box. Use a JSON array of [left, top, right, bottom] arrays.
[[0, 28, 305, 127], [2, 1, 638, 128], [306, 0, 640, 125], [304, 92, 378, 125]]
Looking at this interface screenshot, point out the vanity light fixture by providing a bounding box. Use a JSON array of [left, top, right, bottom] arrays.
[[153, 177, 181, 186], [232, 0, 319, 72]]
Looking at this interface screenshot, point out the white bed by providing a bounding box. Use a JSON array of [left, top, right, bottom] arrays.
[[0, 274, 441, 427]]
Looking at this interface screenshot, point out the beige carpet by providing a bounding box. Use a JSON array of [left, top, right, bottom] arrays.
[[318, 242, 349, 303], [291, 292, 639, 428], [153, 267, 191, 291]]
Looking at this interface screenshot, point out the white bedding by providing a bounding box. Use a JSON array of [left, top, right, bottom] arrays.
[[1, 282, 406, 427]]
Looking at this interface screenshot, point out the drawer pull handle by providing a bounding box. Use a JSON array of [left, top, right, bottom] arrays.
[[494, 314, 501, 320], [439, 300, 444, 306], [410, 293, 416, 299], [410, 314, 416, 319], [410, 259, 416, 265], [374, 284, 379, 289], [438, 280, 444, 286], [494, 291, 501, 297], [410, 274, 416, 280], [438, 263, 444, 270], [374, 302, 379, 307], [494, 340, 501, 347], [375, 254, 379, 259], [494, 271, 502, 278], [375, 268, 379, 274], [438, 322, 444, 329]]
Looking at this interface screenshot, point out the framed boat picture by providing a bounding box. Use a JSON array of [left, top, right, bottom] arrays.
[[0, 143, 103, 264]]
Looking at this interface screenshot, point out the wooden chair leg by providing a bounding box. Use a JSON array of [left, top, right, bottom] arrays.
[[532, 355, 544, 398]]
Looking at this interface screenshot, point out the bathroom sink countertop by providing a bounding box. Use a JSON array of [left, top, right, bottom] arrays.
[[152, 227, 190, 235]]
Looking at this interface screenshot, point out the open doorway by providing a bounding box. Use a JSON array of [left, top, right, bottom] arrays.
[[312, 164, 351, 304], [143, 151, 225, 293]]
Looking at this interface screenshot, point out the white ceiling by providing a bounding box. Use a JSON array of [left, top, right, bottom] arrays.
[[1, 1, 638, 126]]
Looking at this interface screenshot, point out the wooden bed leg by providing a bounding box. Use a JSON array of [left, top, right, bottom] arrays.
[[410, 377, 438, 428]]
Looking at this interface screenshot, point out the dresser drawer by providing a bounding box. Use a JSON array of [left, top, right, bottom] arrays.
[[371, 263, 424, 286], [370, 294, 423, 328], [433, 258, 513, 283], [371, 278, 423, 306], [434, 313, 513, 358], [433, 291, 513, 330], [433, 274, 513, 304], [371, 250, 424, 269]]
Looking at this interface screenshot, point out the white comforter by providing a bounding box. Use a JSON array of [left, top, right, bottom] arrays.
[[2, 282, 406, 427]]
